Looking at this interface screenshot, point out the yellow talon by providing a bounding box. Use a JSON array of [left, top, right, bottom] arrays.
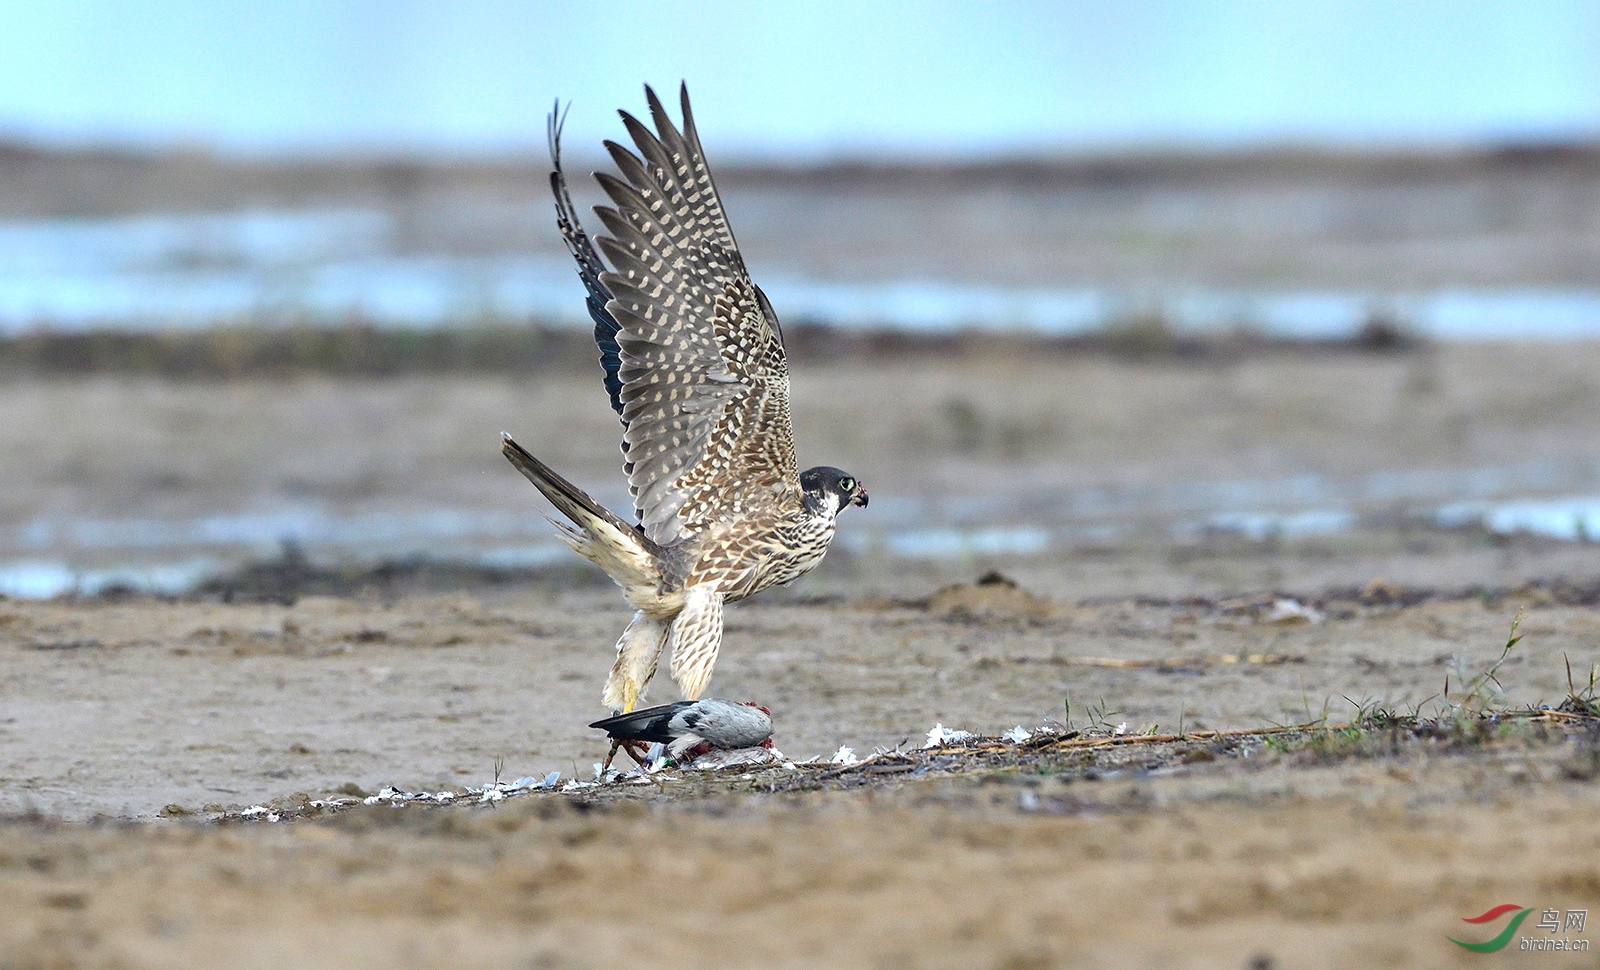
[[621, 680, 638, 714]]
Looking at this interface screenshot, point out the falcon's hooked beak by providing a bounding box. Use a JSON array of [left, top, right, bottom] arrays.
[[850, 483, 869, 508]]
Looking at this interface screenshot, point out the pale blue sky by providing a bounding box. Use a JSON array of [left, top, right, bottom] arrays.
[[0, 0, 1596, 158]]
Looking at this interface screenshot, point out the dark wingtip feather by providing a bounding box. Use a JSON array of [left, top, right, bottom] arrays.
[[603, 138, 644, 175], [592, 169, 653, 215], [546, 98, 570, 164], [644, 83, 668, 121], [589, 700, 695, 743], [542, 100, 631, 430]]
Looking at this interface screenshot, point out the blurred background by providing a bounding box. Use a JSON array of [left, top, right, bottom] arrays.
[[3, 0, 1600, 599]]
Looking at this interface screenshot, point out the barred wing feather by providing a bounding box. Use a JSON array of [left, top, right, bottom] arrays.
[[592, 84, 798, 547]]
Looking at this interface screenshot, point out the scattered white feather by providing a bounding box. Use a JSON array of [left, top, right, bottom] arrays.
[[1265, 598, 1323, 624], [687, 747, 779, 769], [830, 746, 859, 765], [218, 767, 572, 822], [1002, 726, 1032, 743], [924, 723, 975, 748]]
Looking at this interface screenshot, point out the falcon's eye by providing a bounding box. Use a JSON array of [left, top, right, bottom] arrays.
[[838, 477, 855, 492]]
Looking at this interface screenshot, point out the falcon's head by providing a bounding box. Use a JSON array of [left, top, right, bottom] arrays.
[[800, 466, 869, 515]]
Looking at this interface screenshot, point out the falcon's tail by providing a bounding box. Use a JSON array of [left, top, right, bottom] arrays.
[[589, 700, 694, 744], [501, 433, 663, 600]]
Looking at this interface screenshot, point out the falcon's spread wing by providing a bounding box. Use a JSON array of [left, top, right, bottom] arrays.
[[587, 84, 798, 548]]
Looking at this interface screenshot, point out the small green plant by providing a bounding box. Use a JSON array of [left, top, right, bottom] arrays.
[[1064, 694, 1123, 733], [1302, 679, 1331, 729], [1342, 694, 1408, 729], [1561, 653, 1600, 716], [1445, 608, 1524, 718]]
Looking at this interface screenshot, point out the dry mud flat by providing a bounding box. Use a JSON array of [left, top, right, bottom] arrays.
[[4, 567, 1600, 968], [3, 718, 1599, 970], [7, 341, 1600, 966], [8, 555, 1600, 819]]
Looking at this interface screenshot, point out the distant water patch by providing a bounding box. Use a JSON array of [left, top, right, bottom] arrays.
[[1, 209, 1599, 339], [1435, 496, 1600, 542], [0, 558, 220, 598]]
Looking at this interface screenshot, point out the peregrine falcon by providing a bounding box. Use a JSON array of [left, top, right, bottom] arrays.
[[501, 83, 867, 713]]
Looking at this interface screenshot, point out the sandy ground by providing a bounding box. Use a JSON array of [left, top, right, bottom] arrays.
[[4, 542, 1600, 968], [5, 345, 1600, 966], [4, 565, 1600, 821], [2, 751, 1598, 970], [3, 682, 1598, 969]]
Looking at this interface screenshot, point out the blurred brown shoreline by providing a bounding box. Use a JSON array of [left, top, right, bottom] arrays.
[[4, 138, 1599, 217], [0, 317, 1427, 378], [8, 139, 1599, 292]]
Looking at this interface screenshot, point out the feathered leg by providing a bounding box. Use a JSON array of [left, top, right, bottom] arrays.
[[603, 611, 669, 713], [668, 586, 725, 701]]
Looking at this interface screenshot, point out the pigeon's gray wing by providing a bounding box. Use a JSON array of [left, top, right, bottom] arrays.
[[591, 83, 798, 547], [676, 699, 773, 749]]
